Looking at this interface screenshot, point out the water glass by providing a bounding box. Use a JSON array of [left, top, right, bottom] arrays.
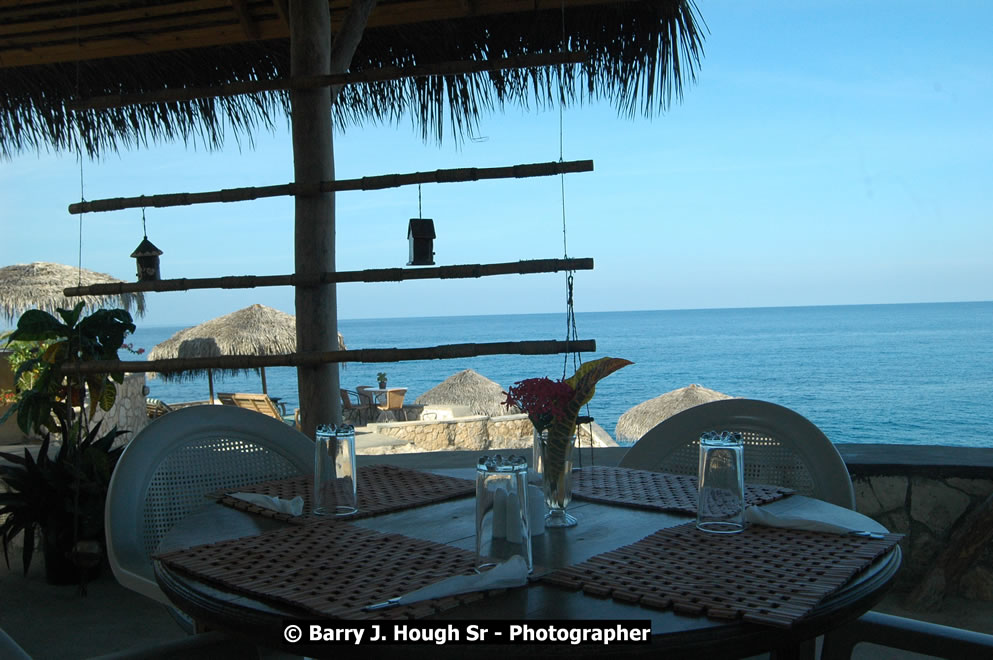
[[696, 431, 745, 533], [313, 424, 358, 517], [475, 455, 532, 573]]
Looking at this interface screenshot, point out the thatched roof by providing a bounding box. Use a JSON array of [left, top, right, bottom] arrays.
[[0, 261, 146, 324], [415, 368, 518, 417], [615, 384, 731, 443], [0, 1, 706, 158], [147, 303, 344, 381]]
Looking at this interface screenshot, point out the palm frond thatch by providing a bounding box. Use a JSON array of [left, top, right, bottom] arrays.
[[615, 384, 731, 444], [414, 368, 518, 417], [147, 304, 345, 382], [0, 2, 706, 158], [0, 262, 145, 324]]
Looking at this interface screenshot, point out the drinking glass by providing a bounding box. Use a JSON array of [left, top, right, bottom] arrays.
[[696, 431, 745, 533], [475, 455, 532, 573], [313, 424, 357, 517]]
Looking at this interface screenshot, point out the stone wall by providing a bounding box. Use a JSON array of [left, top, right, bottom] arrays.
[[853, 472, 993, 601], [89, 373, 149, 448], [366, 413, 616, 454], [840, 444, 993, 607]]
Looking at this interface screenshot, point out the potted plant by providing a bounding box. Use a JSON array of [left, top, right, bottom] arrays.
[[377, 372, 388, 389], [0, 302, 136, 584], [0, 422, 126, 584]]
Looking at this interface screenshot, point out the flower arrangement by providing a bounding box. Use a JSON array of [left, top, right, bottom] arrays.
[[504, 357, 632, 525], [504, 356, 632, 440]]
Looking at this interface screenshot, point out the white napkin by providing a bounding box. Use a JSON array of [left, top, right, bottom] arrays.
[[229, 492, 304, 517], [364, 556, 529, 610], [744, 496, 886, 537]]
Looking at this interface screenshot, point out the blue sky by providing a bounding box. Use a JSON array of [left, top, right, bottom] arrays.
[[2, 0, 991, 328]]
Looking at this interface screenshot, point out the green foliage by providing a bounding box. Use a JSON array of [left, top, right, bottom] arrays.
[[1, 302, 135, 435], [0, 422, 127, 575]]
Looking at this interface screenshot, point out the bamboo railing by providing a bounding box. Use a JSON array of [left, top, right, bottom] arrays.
[[68, 160, 594, 214], [59, 340, 597, 376], [63, 258, 593, 296]]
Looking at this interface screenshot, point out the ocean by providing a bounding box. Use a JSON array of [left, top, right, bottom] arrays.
[[130, 301, 993, 447]]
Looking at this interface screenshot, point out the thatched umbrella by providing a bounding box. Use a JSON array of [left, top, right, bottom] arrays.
[[147, 304, 345, 401], [415, 369, 519, 418], [0, 262, 145, 325], [615, 384, 733, 444]]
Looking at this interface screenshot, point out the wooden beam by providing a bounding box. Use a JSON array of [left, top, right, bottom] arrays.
[[0, 0, 630, 68], [230, 0, 261, 40], [271, 0, 290, 27], [63, 258, 595, 296], [67, 159, 594, 214], [58, 339, 598, 375], [68, 51, 587, 111], [290, 0, 340, 435]]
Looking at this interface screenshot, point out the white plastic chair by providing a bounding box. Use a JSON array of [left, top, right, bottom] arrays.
[[105, 404, 314, 605], [619, 398, 855, 509]]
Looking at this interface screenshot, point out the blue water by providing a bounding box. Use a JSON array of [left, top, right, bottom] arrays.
[[130, 302, 993, 447]]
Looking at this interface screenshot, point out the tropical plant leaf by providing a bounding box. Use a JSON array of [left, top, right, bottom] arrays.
[[56, 302, 85, 329], [539, 357, 633, 491], [7, 309, 67, 343]]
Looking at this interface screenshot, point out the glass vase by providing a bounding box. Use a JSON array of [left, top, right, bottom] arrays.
[[533, 429, 578, 528]]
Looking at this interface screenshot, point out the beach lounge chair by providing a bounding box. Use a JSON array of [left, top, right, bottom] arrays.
[[145, 398, 173, 419], [217, 392, 282, 420]]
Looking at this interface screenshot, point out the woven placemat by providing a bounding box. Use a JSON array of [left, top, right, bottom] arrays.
[[215, 464, 473, 524], [156, 522, 497, 620], [540, 521, 902, 628], [572, 465, 794, 514]]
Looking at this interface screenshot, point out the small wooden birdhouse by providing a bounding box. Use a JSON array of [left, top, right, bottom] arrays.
[[130, 237, 163, 282], [407, 218, 435, 266]]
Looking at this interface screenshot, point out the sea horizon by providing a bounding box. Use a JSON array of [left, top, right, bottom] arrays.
[[130, 298, 993, 329], [122, 301, 993, 449]]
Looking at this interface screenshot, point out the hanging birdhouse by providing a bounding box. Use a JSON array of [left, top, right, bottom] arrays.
[[130, 237, 163, 282], [407, 218, 435, 266]]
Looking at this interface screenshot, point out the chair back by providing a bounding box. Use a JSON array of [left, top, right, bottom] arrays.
[[619, 398, 855, 509], [355, 385, 377, 407], [105, 405, 313, 604], [381, 388, 407, 410], [340, 388, 359, 410]]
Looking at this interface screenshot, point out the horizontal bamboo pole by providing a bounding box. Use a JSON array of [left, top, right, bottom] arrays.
[[58, 340, 597, 376], [69, 51, 588, 111], [67, 159, 594, 214], [63, 258, 594, 297]]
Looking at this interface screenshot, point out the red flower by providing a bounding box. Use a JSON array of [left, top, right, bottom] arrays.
[[503, 377, 575, 431]]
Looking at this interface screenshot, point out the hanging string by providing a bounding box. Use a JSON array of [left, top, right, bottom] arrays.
[[417, 184, 423, 218], [553, 1, 594, 465], [142, 207, 148, 238]]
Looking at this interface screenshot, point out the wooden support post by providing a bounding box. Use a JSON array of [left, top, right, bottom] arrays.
[[291, 0, 337, 437]]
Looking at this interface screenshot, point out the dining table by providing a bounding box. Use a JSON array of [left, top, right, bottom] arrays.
[[153, 452, 902, 659]]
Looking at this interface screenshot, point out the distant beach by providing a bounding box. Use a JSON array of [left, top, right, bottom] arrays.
[[131, 302, 993, 447]]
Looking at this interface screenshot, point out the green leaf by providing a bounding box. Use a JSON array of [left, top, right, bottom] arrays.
[[97, 381, 117, 412], [7, 310, 67, 343], [56, 302, 85, 329]]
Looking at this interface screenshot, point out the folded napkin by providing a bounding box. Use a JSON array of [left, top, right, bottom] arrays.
[[364, 555, 529, 611], [229, 492, 304, 517], [744, 496, 887, 537]]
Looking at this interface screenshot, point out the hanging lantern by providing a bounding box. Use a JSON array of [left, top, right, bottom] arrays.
[[407, 218, 435, 266], [131, 209, 163, 282], [131, 237, 163, 282]]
